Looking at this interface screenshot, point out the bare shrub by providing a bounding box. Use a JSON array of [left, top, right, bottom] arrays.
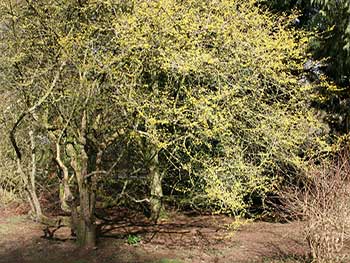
[[281, 151, 350, 262]]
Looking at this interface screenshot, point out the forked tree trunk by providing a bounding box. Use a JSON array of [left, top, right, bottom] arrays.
[[11, 131, 42, 220], [67, 111, 96, 248], [47, 124, 74, 213], [17, 130, 42, 220], [9, 62, 66, 221]]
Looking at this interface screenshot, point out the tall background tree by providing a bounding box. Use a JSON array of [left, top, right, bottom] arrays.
[[261, 0, 350, 135]]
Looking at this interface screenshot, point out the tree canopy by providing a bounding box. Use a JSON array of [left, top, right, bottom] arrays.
[[0, 0, 329, 247]]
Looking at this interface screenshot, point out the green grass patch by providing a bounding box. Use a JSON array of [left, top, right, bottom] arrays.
[[126, 234, 141, 246]]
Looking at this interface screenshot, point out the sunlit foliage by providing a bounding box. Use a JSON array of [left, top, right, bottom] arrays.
[[0, 0, 328, 215]]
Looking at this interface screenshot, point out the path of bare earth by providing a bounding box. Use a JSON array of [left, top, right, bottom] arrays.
[[0, 208, 308, 263]]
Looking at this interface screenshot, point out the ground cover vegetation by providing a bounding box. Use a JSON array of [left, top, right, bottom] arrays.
[[0, 0, 349, 262]]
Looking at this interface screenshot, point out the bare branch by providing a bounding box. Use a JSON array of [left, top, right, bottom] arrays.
[[9, 61, 66, 160]]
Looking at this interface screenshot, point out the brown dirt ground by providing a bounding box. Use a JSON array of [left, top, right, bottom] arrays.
[[0, 207, 309, 263]]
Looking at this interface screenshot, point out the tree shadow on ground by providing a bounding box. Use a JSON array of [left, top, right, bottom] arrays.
[[0, 209, 309, 263]]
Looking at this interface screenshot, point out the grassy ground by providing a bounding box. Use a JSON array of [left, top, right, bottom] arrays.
[[0, 207, 309, 263]]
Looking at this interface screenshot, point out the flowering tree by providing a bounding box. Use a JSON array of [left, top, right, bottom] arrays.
[[0, 0, 327, 247]]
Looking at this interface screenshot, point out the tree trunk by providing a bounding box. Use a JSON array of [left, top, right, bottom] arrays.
[[149, 149, 164, 223], [68, 143, 97, 248], [55, 139, 72, 213], [19, 130, 42, 220], [59, 182, 71, 212], [67, 111, 96, 248]]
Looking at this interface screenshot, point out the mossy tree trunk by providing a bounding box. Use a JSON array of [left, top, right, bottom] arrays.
[[69, 145, 96, 247], [67, 111, 96, 248], [48, 131, 73, 213], [149, 148, 164, 223], [28, 130, 43, 219]]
